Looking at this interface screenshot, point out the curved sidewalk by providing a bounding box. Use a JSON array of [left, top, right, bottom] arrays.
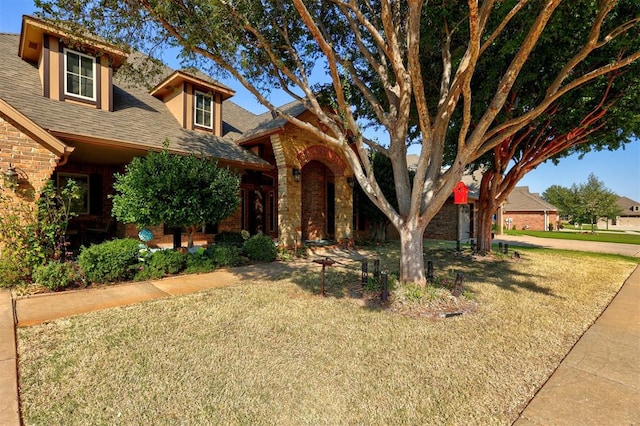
[[514, 264, 640, 425]]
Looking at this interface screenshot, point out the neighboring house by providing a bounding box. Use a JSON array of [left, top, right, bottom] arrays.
[[422, 170, 480, 241], [370, 162, 481, 242], [0, 16, 477, 249], [501, 186, 559, 231], [597, 196, 640, 230]]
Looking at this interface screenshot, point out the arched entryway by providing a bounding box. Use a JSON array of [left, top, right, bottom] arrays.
[[301, 160, 335, 241]]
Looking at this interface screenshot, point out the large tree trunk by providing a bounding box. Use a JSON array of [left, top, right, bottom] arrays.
[[186, 226, 198, 248], [477, 203, 494, 253], [476, 170, 498, 253], [398, 220, 427, 284]]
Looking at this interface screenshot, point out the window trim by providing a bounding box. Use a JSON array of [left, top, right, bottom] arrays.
[[63, 48, 97, 101], [57, 173, 90, 215], [194, 90, 214, 129]]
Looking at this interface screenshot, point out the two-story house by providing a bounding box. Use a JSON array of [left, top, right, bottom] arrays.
[[1, 15, 483, 250], [0, 15, 360, 248]]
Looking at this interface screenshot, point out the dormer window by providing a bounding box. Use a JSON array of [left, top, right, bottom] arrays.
[[194, 91, 213, 129], [64, 48, 96, 101], [151, 70, 234, 135]]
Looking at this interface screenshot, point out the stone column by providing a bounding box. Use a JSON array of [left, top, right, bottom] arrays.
[[334, 175, 353, 244], [271, 134, 301, 248]]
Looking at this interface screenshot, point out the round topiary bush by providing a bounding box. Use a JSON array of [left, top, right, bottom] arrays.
[[243, 234, 277, 262]]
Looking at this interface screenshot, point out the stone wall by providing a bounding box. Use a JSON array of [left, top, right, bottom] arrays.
[[271, 112, 353, 247]]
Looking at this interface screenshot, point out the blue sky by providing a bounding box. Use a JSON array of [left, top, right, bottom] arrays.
[[2, 1, 639, 201]]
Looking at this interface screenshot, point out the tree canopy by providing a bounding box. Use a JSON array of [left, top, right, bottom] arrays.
[[112, 146, 240, 248], [542, 174, 622, 231], [471, 67, 639, 251], [37, 0, 640, 283]]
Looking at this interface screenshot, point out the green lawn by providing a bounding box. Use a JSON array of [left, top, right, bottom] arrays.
[[505, 229, 640, 245], [17, 244, 638, 425]]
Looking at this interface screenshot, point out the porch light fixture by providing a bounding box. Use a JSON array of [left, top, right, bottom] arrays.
[[292, 168, 301, 182], [3, 164, 18, 190], [347, 176, 355, 188]]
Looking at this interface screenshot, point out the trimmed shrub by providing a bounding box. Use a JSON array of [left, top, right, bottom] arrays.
[[0, 258, 27, 288], [244, 234, 277, 262], [185, 250, 216, 274], [207, 244, 240, 267], [133, 265, 165, 282], [148, 249, 187, 275], [214, 231, 245, 247], [78, 238, 141, 283], [32, 261, 80, 291]]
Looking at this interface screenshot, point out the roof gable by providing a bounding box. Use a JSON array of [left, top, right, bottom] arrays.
[[616, 196, 640, 216], [0, 32, 270, 168], [236, 101, 308, 143], [504, 187, 558, 212], [18, 15, 127, 68], [150, 70, 235, 100]]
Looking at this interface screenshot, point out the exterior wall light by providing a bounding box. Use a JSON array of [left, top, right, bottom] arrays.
[[347, 176, 355, 188], [3, 164, 18, 190], [292, 168, 301, 182]]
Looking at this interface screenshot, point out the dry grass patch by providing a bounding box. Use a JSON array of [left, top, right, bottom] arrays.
[[18, 246, 637, 425]]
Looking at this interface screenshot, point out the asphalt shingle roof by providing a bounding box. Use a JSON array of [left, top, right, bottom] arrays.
[[504, 187, 558, 212], [616, 196, 640, 217], [235, 101, 308, 143], [0, 33, 270, 167]]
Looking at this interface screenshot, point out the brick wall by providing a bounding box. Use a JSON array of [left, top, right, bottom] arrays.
[[0, 116, 60, 196], [504, 211, 558, 231], [425, 202, 459, 240], [384, 201, 461, 241]]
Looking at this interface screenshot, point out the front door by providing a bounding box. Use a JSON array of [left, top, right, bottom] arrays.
[[301, 160, 335, 241]]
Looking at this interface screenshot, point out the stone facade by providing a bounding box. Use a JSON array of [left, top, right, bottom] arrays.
[[270, 112, 353, 247]]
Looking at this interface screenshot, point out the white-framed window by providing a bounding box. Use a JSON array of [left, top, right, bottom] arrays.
[[57, 173, 90, 215], [64, 48, 96, 101], [194, 91, 213, 129]]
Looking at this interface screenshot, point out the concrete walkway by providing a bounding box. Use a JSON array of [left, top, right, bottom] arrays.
[[0, 244, 638, 425], [514, 265, 640, 425]]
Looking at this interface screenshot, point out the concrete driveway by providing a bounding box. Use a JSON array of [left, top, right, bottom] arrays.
[[494, 234, 640, 257]]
